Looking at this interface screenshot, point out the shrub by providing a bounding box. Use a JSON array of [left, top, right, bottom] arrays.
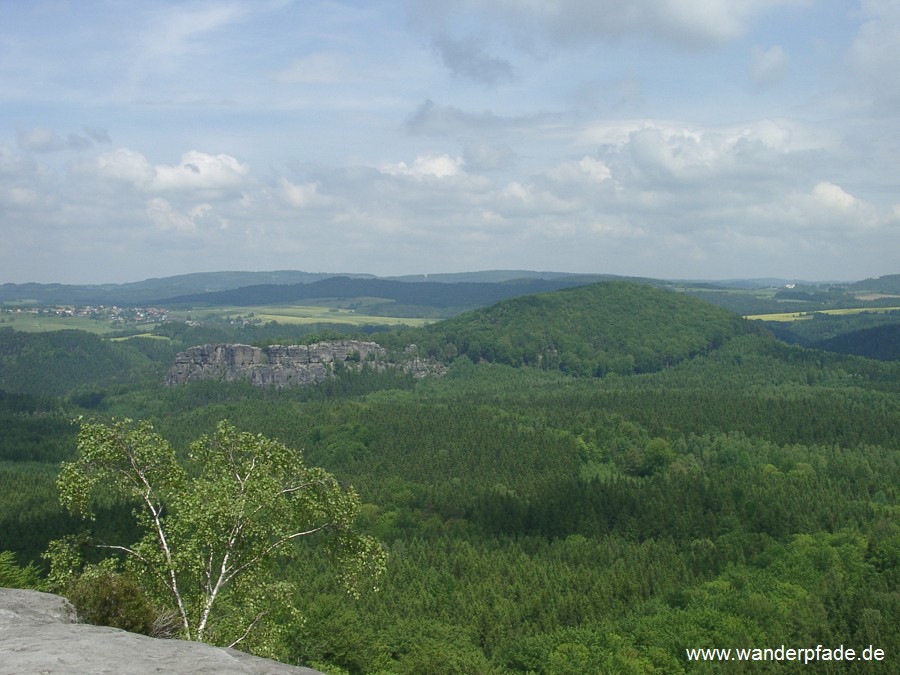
[[65, 567, 161, 636]]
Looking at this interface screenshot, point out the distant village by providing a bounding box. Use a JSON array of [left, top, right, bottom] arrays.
[[0, 304, 173, 326]]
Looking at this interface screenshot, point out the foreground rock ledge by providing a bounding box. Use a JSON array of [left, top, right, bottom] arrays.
[[0, 588, 321, 675]]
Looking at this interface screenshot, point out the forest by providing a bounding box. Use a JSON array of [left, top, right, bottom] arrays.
[[1, 278, 898, 673]]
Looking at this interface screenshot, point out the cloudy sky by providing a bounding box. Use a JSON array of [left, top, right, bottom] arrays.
[[2, 0, 898, 284]]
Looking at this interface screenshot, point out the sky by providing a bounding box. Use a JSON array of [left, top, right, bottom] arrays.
[[1, 0, 899, 284]]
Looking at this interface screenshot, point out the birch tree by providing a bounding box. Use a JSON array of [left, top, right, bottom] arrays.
[[48, 418, 385, 651]]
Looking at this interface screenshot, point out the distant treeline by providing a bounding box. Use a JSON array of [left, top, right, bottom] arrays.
[[156, 275, 619, 313], [763, 311, 900, 361]]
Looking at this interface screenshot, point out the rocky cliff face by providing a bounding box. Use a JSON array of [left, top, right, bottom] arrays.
[[0, 588, 321, 674], [166, 340, 443, 387]]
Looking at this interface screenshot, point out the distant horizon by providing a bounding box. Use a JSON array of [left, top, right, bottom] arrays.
[[2, 267, 884, 288]]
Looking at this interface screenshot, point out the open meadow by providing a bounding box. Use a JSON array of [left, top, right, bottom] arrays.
[[745, 306, 900, 321], [0, 313, 119, 334]]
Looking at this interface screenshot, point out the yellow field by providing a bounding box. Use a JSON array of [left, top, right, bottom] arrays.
[[109, 333, 172, 342], [745, 307, 900, 322], [196, 305, 431, 327]]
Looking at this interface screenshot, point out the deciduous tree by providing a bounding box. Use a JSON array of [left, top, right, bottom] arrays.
[[47, 418, 385, 653]]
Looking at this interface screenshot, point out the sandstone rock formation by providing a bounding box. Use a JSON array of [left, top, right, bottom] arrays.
[[167, 340, 446, 387], [0, 588, 321, 674], [166, 340, 386, 387]]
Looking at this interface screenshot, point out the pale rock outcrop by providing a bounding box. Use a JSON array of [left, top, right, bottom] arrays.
[[166, 340, 384, 387], [167, 340, 446, 387], [0, 588, 321, 674]]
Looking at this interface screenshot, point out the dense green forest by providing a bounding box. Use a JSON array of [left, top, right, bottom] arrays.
[[763, 313, 900, 361], [404, 281, 748, 375], [1, 280, 898, 673]]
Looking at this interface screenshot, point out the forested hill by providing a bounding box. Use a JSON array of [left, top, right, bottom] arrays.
[[815, 323, 900, 361], [407, 281, 748, 375], [0, 271, 623, 308], [0, 271, 345, 306], [0, 329, 149, 397], [849, 273, 900, 294], [156, 275, 618, 312]]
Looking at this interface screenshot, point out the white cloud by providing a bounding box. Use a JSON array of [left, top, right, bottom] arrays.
[[749, 45, 789, 87], [146, 197, 195, 232], [380, 154, 465, 178], [153, 151, 249, 192], [812, 181, 857, 211], [546, 156, 613, 185], [575, 118, 830, 190], [278, 178, 324, 208], [95, 148, 155, 187], [146, 198, 226, 234], [94, 149, 250, 193], [497, 180, 577, 216], [800, 182, 879, 230], [623, 124, 745, 183]]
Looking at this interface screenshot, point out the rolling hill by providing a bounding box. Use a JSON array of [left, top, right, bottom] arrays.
[[815, 323, 900, 361], [407, 281, 749, 375], [156, 275, 623, 314], [0, 329, 150, 397], [0, 271, 365, 306], [0, 270, 615, 308], [849, 273, 900, 295]]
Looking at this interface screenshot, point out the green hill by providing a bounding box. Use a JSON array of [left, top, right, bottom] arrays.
[[0, 271, 351, 306], [157, 275, 614, 313], [815, 323, 900, 361], [0, 329, 149, 397], [411, 281, 748, 375], [849, 273, 900, 294]]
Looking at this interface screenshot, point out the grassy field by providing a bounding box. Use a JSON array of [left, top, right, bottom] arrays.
[[0, 313, 119, 334], [745, 306, 900, 322]]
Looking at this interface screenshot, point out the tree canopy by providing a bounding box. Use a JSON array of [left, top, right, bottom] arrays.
[[411, 281, 748, 374], [48, 418, 385, 654]]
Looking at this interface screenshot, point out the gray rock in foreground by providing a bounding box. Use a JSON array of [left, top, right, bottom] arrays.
[[0, 588, 321, 675]]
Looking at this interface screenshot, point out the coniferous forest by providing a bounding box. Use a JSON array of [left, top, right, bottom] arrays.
[[1, 279, 898, 673]]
